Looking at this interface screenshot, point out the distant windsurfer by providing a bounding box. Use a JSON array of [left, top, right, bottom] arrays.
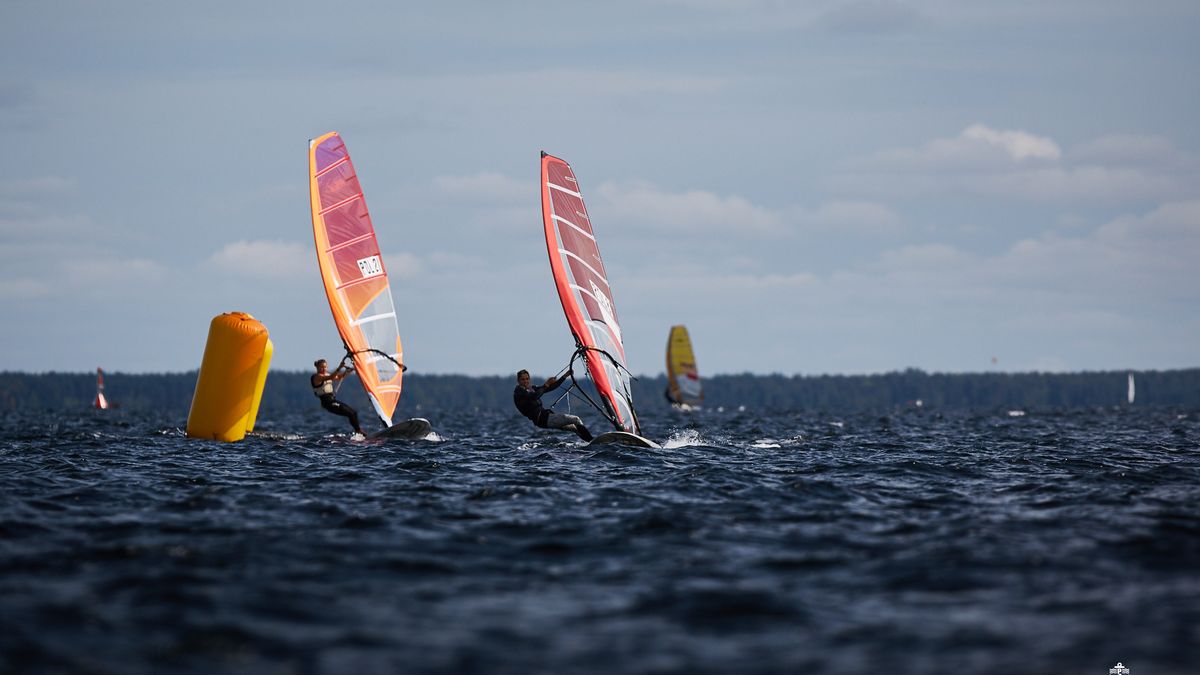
[[312, 359, 363, 436], [514, 369, 593, 441]]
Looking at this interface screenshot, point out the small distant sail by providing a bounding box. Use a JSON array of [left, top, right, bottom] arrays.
[[92, 367, 109, 410], [1127, 372, 1135, 405], [308, 132, 404, 428], [540, 152, 640, 434], [665, 325, 703, 408]]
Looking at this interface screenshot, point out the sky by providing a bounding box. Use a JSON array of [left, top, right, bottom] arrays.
[[1, 0, 1197, 377]]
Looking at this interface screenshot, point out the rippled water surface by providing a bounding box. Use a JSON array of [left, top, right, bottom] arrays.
[[1, 405, 1198, 674]]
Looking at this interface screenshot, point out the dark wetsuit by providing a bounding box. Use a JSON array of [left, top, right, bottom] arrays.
[[513, 379, 563, 428], [514, 378, 592, 441], [313, 374, 362, 434]]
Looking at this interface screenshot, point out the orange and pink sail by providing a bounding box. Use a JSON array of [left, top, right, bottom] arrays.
[[308, 132, 404, 427]]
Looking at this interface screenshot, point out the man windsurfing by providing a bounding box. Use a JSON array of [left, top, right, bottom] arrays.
[[312, 358, 363, 437], [513, 369, 593, 441]]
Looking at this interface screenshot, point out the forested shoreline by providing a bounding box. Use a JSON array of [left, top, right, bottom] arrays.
[[2, 368, 1196, 416]]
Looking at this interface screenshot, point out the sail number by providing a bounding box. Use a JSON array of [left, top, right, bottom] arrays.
[[357, 255, 383, 278]]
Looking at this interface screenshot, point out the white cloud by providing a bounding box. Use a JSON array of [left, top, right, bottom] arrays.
[[0, 278, 51, 299], [433, 172, 528, 203], [0, 213, 94, 239], [208, 240, 309, 279], [0, 176, 76, 197], [64, 258, 168, 287], [792, 200, 902, 233], [450, 68, 727, 100], [1069, 134, 1185, 167], [875, 242, 971, 270], [850, 200, 1200, 311], [961, 124, 1061, 161], [595, 180, 784, 233], [382, 251, 425, 280], [854, 124, 1061, 172], [834, 125, 1198, 204]]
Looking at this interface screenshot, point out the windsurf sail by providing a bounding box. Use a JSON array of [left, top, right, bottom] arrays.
[[665, 325, 703, 407], [540, 151, 639, 434], [308, 132, 405, 428], [1127, 372, 1135, 405], [93, 367, 109, 410]]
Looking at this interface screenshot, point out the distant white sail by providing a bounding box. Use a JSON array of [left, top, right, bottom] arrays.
[[1127, 373, 1135, 405]]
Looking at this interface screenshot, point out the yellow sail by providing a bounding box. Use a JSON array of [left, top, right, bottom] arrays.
[[665, 325, 702, 407]]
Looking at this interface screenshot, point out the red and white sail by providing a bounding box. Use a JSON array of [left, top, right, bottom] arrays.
[[540, 152, 638, 433]]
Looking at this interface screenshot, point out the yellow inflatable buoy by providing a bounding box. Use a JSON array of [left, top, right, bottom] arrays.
[[186, 312, 273, 442]]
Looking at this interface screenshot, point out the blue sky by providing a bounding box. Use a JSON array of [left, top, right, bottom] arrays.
[[1, 1, 1197, 376]]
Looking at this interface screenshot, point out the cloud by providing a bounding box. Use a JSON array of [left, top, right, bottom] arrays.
[[0, 180, 93, 238], [0, 176, 76, 197], [0, 278, 51, 299], [961, 124, 1061, 161], [595, 180, 784, 233], [207, 240, 310, 280], [0, 212, 94, 238], [854, 123, 1061, 172], [791, 200, 902, 233], [858, 200, 1200, 309], [834, 125, 1198, 204], [455, 68, 727, 100], [432, 172, 529, 204], [1069, 134, 1188, 168], [64, 257, 169, 288], [383, 251, 425, 280], [379, 250, 488, 283], [438, 174, 899, 239]]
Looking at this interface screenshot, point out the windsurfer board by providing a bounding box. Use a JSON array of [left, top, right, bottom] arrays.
[[589, 431, 660, 449], [370, 417, 433, 441]]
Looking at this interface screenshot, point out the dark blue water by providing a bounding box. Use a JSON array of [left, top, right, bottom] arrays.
[[1, 405, 1197, 674]]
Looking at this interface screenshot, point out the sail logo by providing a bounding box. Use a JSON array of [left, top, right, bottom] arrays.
[[357, 255, 383, 278], [1109, 664, 1130, 675], [590, 280, 622, 344]]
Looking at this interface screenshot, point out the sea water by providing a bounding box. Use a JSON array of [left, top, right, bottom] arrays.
[[1, 405, 1197, 674]]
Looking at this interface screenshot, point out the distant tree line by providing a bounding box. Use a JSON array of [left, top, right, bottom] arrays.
[[2, 368, 1195, 416]]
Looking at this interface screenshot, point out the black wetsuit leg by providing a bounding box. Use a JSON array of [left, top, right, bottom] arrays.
[[320, 395, 361, 434]]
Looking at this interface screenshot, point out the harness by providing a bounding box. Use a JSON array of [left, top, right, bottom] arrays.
[[548, 343, 642, 435], [312, 377, 334, 397]]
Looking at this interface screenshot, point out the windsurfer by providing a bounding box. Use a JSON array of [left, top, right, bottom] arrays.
[[513, 369, 593, 441], [312, 359, 363, 436]]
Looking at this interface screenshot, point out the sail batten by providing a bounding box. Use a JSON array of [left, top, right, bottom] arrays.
[[548, 182, 583, 198], [541, 152, 638, 434], [325, 232, 375, 251], [561, 250, 605, 280], [553, 215, 596, 240], [308, 132, 404, 428], [318, 194, 364, 217], [352, 312, 397, 327]]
